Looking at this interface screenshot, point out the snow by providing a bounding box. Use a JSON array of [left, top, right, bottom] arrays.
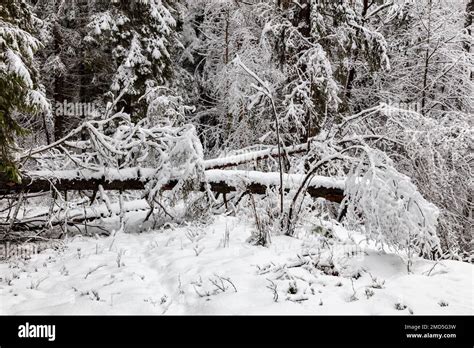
[[0, 215, 471, 315], [3, 49, 33, 88], [26, 90, 50, 113]]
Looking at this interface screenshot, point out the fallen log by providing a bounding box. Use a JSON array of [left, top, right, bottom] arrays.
[[203, 143, 309, 170], [0, 169, 345, 203], [202, 135, 399, 170], [0, 199, 153, 233]]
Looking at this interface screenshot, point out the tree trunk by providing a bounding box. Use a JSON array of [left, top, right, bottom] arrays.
[[0, 171, 345, 203], [466, 0, 473, 80], [52, 22, 66, 141], [421, 0, 433, 116]]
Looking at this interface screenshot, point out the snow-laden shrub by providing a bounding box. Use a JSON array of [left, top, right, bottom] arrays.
[[183, 192, 213, 224], [344, 148, 441, 263], [382, 108, 472, 260], [246, 191, 278, 247], [244, 186, 326, 247], [345, 104, 472, 259]]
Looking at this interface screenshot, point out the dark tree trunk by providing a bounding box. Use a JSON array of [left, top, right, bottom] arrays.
[[0, 171, 345, 204], [52, 22, 66, 141]]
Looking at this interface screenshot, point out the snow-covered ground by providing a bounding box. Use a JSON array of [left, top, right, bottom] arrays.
[[0, 215, 472, 315]]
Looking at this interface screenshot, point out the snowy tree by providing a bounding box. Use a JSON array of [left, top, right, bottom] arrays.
[[376, 105, 472, 259], [344, 146, 441, 264], [179, 0, 280, 154], [342, 0, 474, 259], [353, 0, 473, 117], [84, 0, 181, 119], [31, 0, 94, 141], [28, 0, 186, 142], [183, 0, 395, 155], [256, 0, 391, 135], [334, 101, 473, 259], [0, 0, 48, 182]]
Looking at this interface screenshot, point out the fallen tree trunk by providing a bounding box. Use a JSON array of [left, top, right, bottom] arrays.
[[1, 169, 345, 234], [202, 135, 399, 170], [0, 169, 345, 203], [0, 199, 153, 233], [203, 142, 309, 170]]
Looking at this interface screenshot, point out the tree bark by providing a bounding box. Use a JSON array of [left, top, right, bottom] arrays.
[[0, 172, 345, 203]]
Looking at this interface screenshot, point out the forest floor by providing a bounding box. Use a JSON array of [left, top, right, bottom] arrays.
[[0, 214, 472, 315]]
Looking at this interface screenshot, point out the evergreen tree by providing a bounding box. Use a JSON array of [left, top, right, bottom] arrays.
[[32, 0, 91, 141], [30, 0, 182, 141], [85, 0, 180, 119], [0, 0, 48, 182]]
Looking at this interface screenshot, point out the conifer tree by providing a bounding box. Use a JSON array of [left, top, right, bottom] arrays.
[[0, 0, 48, 181], [85, 0, 180, 119]]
